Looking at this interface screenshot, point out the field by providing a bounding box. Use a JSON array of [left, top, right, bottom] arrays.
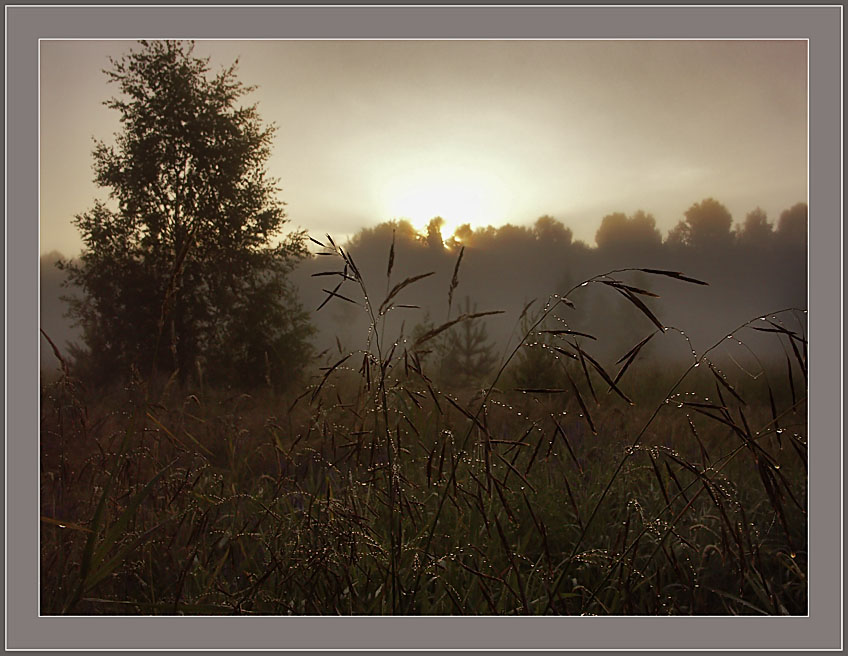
[[40, 246, 807, 616]]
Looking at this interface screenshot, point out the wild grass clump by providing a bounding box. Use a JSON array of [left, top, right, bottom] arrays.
[[40, 236, 807, 615]]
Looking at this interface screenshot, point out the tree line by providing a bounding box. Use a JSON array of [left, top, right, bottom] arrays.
[[296, 200, 805, 375], [369, 198, 806, 254]]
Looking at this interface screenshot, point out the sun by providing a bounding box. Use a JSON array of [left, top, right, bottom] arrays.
[[380, 162, 512, 240]]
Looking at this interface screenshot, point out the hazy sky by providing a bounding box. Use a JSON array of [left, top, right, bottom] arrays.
[[40, 39, 807, 256]]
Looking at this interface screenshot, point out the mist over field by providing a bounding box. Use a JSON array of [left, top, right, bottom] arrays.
[[42, 204, 807, 376]]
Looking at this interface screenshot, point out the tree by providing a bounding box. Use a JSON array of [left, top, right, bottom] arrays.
[[776, 202, 807, 246], [534, 215, 573, 246], [507, 309, 565, 390], [424, 217, 446, 249], [674, 198, 734, 249], [595, 210, 661, 251], [438, 297, 498, 390], [665, 219, 690, 248], [452, 223, 474, 245], [735, 207, 773, 247], [61, 40, 313, 389], [348, 219, 419, 250], [410, 298, 497, 391]]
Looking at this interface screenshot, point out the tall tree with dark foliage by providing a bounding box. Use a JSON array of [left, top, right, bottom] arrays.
[[61, 40, 312, 389]]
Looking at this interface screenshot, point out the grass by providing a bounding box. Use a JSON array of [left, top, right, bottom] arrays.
[[40, 239, 807, 615]]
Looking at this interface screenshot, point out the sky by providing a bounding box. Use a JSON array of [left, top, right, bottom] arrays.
[[39, 39, 807, 256]]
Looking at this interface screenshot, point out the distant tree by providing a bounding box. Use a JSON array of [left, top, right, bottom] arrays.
[[665, 219, 690, 248], [494, 223, 534, 243], [596, 212, 628, 247], [776, 202, 807, 245], [629, 210, 662, 246], [409, 312, 445, 373], [507, 310, 565, 390], [534, 215, 573, 246], [348, 219, 419, 250], [453, 223, 474, 245], [595, 210, 662, 251], [60, 40, 313, 389], [665, 198, 733, 249], [735, 207, 773, 247], [477, 225, 499, 240], [438, 297, 498, 390], [411, 298, 497, 391], [425, 217, 446, 249], [678, 198, 734, 249]]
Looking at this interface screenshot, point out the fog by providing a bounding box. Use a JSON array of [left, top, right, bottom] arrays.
[[41, 199, 806, 377], [294, 202, 806, 367]]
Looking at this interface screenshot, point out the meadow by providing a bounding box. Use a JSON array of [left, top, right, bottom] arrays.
[[40, 240, 807, 615]]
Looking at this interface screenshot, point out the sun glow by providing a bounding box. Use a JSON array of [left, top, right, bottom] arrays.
[[381, 163, 513, 240]]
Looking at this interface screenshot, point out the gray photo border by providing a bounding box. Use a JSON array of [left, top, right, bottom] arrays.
[[6, 4, 843, 652]]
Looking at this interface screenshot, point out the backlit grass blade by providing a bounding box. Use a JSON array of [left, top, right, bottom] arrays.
[[379, 272, 435, 315], [614, 287, 664, 332], [448, 245, 465, 316], [564, 368, 596, 435], [638, 268, 709, 286], [613, 332, 657, 386]]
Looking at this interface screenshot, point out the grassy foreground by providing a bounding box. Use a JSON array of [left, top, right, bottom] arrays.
[[40, 248, 807, 615]]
